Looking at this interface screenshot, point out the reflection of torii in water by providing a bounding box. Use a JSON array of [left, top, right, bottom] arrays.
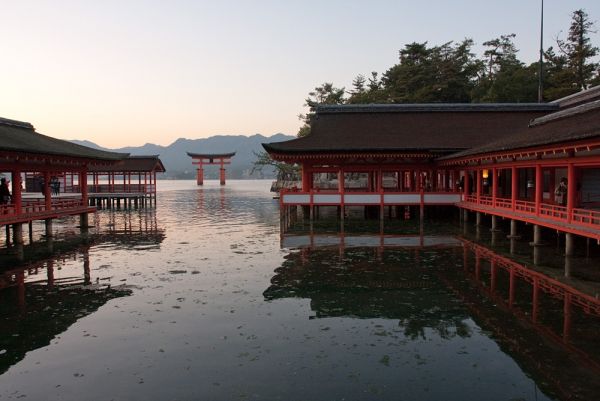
[[187, 152, 236, 186]]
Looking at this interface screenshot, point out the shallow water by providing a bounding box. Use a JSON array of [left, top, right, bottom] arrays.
[[0, 180, 599, 401]]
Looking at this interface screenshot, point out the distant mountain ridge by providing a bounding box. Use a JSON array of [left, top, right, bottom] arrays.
[[70, 133, 295, 179]]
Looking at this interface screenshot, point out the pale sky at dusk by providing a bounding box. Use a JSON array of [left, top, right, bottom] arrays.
[[1, 0, 599, 148]]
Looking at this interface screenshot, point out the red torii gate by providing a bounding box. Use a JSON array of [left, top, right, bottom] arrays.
[[187, 152, 235, 186]]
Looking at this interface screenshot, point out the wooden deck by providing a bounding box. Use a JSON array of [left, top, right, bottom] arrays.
[[459, 198, 600, 240]]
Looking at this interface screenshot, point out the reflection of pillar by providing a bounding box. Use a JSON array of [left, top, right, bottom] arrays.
[[532, 277, 539, 323], [476, 212, 481, 226], [490, 260, 497, 292], [475, 251, 481, 281], [45, 218, 53, 238], [563, 293, 572, 343], [533, 245, 541, 265], [47, 260, 55, 287], [17, 270, 25, 313], [83, 252, 91, 285], [508, 268, 515, 307]]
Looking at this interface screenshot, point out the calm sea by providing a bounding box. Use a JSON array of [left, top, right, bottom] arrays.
[[0, 180, 599, 401]]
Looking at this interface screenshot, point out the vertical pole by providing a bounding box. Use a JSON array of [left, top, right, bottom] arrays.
[[463, 169, 470, 200], [476, 169, 481, 204], [535, 163, 542, 216], [565, 233, 575, 256], [490, 260, 497, 292], [511, 166, 518, 211], [538, 0, 544, 103], [12, 170, 22, 215], [197, 166, 204, 186], [80, 170, 88, 207], [491, 167, 498, 207], [220, 158, 226, 185], [43, 171, 52, 211], [567, 163, 575, 222]]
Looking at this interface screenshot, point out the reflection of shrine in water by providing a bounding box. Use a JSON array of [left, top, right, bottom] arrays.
[[0, 245, 132, 375], [267, 232, 600, 400], [93, 208, 165, 250]]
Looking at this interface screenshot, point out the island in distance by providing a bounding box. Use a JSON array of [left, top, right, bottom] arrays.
[[71, 133, 294, 180]]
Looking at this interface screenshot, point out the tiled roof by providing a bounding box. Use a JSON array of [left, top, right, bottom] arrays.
[[263, 104, 556, 156], [441, 100, 600, 160], [0, 117, 127, 161], [89, 155, 166, 172]]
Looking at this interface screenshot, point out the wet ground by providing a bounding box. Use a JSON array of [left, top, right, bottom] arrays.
[[0, 180, 599, 401]]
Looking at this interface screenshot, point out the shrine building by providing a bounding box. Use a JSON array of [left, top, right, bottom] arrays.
[[263, 86, 600, 253]]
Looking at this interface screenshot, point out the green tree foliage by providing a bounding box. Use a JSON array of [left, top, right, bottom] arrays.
[[297, 82, 346, 137], [472, 34, 538, 102], [557, 9, 599, 90], [382, 40, 481, 103]]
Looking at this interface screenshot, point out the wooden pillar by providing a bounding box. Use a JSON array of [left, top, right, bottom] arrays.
[[197, 167, 204, 186], [80, 170, 88, 207], [567, 163, 576, 223], [463, 169, 470, 199], [508, 268, 515, 307], [339, 168, 345, 223], [476, 169, 481, 204], [511, 166, 518, 211], [491, 167, 498, 207], [11, 170, 22, 215], [535, 164, 542, 216], [220, 158, 226, 185], [43, 171, 52, 211], [45, 218, 53, 238]]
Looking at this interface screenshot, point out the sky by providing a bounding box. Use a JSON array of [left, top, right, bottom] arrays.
[[1, 0, 600, 149]]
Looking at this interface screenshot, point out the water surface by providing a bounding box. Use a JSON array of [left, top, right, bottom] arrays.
[[0, 180, 599, 401]]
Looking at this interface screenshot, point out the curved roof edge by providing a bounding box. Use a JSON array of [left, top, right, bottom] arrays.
[[315, 103, 559, 114], [186, 151, 236, 158]]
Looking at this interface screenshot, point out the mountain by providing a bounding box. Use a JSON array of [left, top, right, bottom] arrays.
[[70, 133, 295, 179]]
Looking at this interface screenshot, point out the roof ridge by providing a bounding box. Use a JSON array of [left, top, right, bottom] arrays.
[[529, 99, 600, 127], [315, 103, 558, 114], [0, 116, 34, 130]]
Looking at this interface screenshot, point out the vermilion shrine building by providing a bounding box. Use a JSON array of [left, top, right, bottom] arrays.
[[263, 86, 600, 254], [0, 117, 167, 255]]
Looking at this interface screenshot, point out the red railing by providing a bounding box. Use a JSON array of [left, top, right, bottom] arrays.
[[539, 203, 568, 220], [0, 198, 87, 224], [515, 200, 536, 214], [572, 208, 600, 227]]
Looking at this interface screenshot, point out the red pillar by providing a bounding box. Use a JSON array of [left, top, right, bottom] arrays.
[[476, 169, 481, 204], [12, 170, 22, 215], [197, 159, 204, 186], [567, 163, 576, 222], [301, 165, 311, 192], [80, 170, 88, 206], [535, 164, 542, 216], [491, 167, 498, 207], [511, 166, 518, 211], [219, 158, 226, 186], [532, 277, 539, 323], [43, 171, 52, 211], [463, 169, 470, 200]]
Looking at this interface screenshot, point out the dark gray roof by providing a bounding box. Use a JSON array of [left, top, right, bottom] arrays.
[[316, 103, 558, 114], [439, 100, 600, 160], [0, 117, 128, 161], [263, 104, 557, 156], [186, 151, 236, 158], [89, 155, 166, 172]]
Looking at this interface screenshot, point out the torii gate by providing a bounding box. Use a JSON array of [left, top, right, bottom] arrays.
[[187, 152, 236, 185]]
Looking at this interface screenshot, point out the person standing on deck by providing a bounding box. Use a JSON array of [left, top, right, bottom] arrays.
[[554, 177, 568, 206], [0, 178, 11, 204]]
